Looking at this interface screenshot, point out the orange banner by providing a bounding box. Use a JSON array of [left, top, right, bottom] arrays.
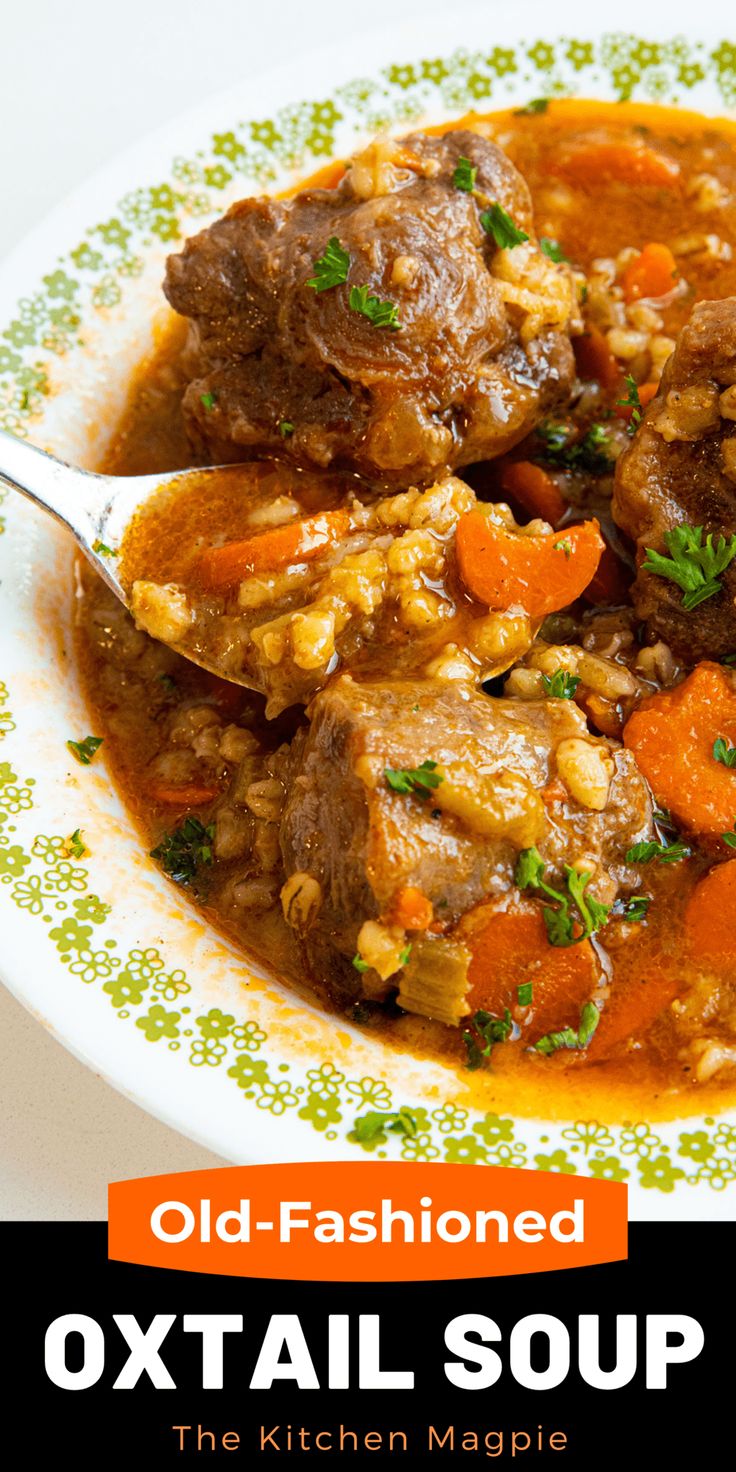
[[108, 1164, 626, 1281]]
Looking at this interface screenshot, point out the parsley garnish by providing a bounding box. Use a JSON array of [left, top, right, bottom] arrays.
[[534, 1001, 600, 1055], [516, 847, 611, 947], [308, 236, 350, 292], [517, 981, 533, 1007], [453, 155, 478, 192], [398, 943, 412, 967], [642, 526, 736, 612], [151, 816, 215, 885], [541, 670, 580, 699], [626, 837, 690, 865], [349, 284, 400, 330], [713, 737, 736, 768], [67, 735, 103, 766], [537, 420, 613, 475], [352, 1107, 418, 1142], [463, 1008, 513, 1070], [618, 373, 643, 435], [63, 828, 86, 860], [480, 203, 529, 249], [553, 539, 572, 559], [279, 420, 294, 437], [200, 391, 216, 411], [620, 894, 651, 922], [385, 760, 443, 799], [540, 237, 567, 263], [92, 539, 117, 557], [723, 818, 736, 849], [352, 954, 370, 973], [514, 97, 549, 116]]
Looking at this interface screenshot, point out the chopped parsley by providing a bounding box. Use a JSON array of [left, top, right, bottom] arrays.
[[534, 1001, 600, 1056], [514, 97, 549, 116], [463, 1008, 513, 1071], [721, 653, 736, 666], [453, 155, 477, 192], [279, 420, 295, 437], [723, 819, 736, 850], [540, 237, 567, 263], [626, 837, 690, 865], [352, 1107, 418, 1142], [200, 391, 216, 411], [619, 894, 651, 923], [150, 816, 215, 885], [352, 954, 370, 973], [517, 981, 534, 1007], [618, 373, 643, 435], [92, 539, 117, 558], [480, 203, 529, 250], [308, 236, 350, 292], [541, 669, 580, 699], [516, 847, 611, 947], [398, 943, 412, 967], [553, 539, 572, 559], [713, 737, 736, 768], [67, 735, 103, 766], [349, 284, 400, 330], [385, 760, 443, 799], [62, 828, 86, 860], [536, 420, 614, 475], [642, 526, 736, 612]]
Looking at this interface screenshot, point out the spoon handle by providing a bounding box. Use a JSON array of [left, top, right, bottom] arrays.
[[0, 428, 104, 543]]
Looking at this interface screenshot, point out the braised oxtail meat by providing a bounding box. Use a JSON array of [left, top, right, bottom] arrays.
[[164, 130, 576, 488], [613, 298, 736, 661]]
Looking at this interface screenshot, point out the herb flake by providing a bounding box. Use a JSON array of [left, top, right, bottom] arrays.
[[308, 236, 350, 292], [92, 539, 117, 558], [540, 237, 567, 263], [480, 203, 529, 250], [626, 837, 690, 865], [151, 816, 215, 885], [463, 1008, 513, 1070], [541, 670, 580, 699], [352, 1107, 418, 1142], [642, 526, 736, 612], [67, 735, 103, 766], [713, 737, 736, 769], [618, 373, 643, 435], [385, 760, 443, 800], [534, 1000, 600, 1055], [453, 155, 477, 192], [516, 847, 611, 947], [349, 284, 400, 330]]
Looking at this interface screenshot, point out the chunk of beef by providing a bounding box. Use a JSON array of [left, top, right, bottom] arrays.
[[613, 298, 736, 661], [279, 675, 652, 995], [164, 130, 575, 489]]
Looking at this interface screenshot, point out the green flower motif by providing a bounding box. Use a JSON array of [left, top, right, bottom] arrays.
[[190, 1037, 227, 1067], [231, 1020, 267, 1053], [561, 1121, 615, 1154], [466, 73, 493, 101], [32, 834, 66, 864], [304, 129, 336, 158], [433, 1103, 468, 1135], [103, 972, 149, 1009], [96, 218, 131, 249], [72, 894, 111, 924], [630, 40, 662, 69], [690, 1156, 736, 1191], [0, 346, 22, 374], [11, 875, 45, 914], [711, 42, 736, 74], [227, 1054, 270, 1091], [645, 72, 670, 101], [257, 1080, 300, 1114], [116, 255, 145, 278], [714, 1123, 736, 1154], [126, 947, 164, 981], [535, 1149, 577, 1175], [152, 969, 190, 1001], [612, 64, 641, 100], [150, 215, 181, 243], [0, 784, 33, 813], [4, 319, 37, 349], [421, 59, 449, 84], [0, 761, 16, 786], [212, 130, 247, 162], [135, 1004, 181, 1043], [173, 156, 203, 184], [638, 1154, 685, 1192], [197, 1007, 235, 1040], [204, 164, 232, 190], [49, 917, 93, 952], [70, 242, 104, 271], [306, 1062, 345, 1096], [678, 1130, 715, 1164], [48, 304, 80, 332], [42, 270, 78, 301], [92, 278, 122, 309], [487, 46, 517, 77], [311, 100, 341, 127], [620, 1122, 662, 1157], [589, 1156, 630, 1183], [444, 1135, 487, 1165], [677, 62, 705, 88], [298, 1093, 342, 1131], [473, 1113, 515, 1147], [345, 1076, 392, 1111], [489, 1142, 527, 1169], [387, 63, 417, 90], [0, 845, 31, 879], [527, 41, 555, 72], [566, 40, 595, 71], [68, 948, 116, 982], [149, 184, 177, 213], [43, 861, 87, 893], [401, 1131, 440, 1162]]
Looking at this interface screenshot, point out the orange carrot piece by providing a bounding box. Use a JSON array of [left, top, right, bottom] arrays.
[[501, 460, 567, 526], [613, 380, 659, 421], [464, 907, 598, 1043], [196, 509, 350, 592], [149, 782, 221, 806], [387, 885, 434, 931], [624, 662, 736, 837], [559, 142, 681, 190], [455, 511, 604, 618], [622, 242, 679, 303], [586, 962, 682, 1060], [573, 327, 623, 393], [685, 860, 736, 965], [583, 542, 632, 606]]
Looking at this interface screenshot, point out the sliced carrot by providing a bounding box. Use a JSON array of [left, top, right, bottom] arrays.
[[586, 962, 683, 1060], [387, 885, 434, 931], [463, 907, 598, 1043], [501, 460, 567, 525], [559, 142, 681, 190], [573, 327, 623, 393], [583, 542, 632, 606], [613, 379, 659, 421], [149, 782, 221, 806], [624, 662, 736, 837], [196, 508, 351, 592], [455, 511, 604, 618], [685, 860, 736, 966], [622, 242, 679, 303]]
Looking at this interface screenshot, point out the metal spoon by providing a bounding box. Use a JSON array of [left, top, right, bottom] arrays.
[[0, 427, 254, 685]]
